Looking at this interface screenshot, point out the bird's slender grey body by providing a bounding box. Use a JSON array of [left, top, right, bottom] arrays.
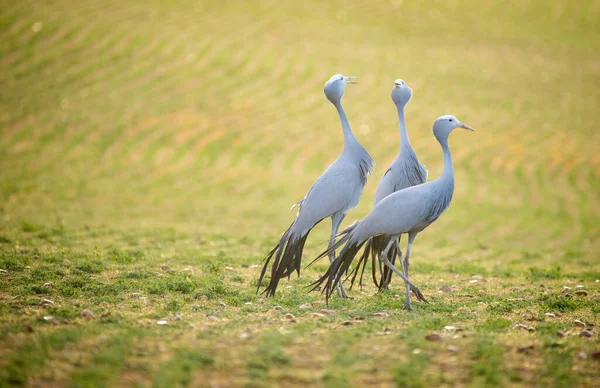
[[311, 115, 474, 308], [258, 74, 374, 297], [349, 80, 426, 309]]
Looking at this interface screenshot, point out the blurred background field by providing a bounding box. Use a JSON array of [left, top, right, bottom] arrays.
[[1, 1, 599, 387]]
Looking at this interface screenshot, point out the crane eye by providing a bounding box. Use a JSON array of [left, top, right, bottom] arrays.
[[449, 119, 453, 122]]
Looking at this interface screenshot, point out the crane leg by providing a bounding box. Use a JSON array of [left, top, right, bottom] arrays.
[[393, 239, 411, 308], [379, 237, 427, 305], [381, 236, 402, 290], [403, 233, 417, 310], [329, 213, 350, 299]]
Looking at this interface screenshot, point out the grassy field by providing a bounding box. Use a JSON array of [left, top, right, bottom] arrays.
[[1, 0, 599, 386]]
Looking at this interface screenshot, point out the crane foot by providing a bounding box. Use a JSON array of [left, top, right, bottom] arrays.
[[410, 285, 428, 303]]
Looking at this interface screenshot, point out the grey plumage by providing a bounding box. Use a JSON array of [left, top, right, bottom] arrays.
[[311, 114, 474, 307], [425, 178, 454, 224], [258, 74, 373, 297]]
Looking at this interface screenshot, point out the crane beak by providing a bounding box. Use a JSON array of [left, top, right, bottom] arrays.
[[345, 76, 358, 84], [458, 122, 474, 131]]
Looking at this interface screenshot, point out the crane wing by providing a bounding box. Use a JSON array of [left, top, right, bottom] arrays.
[[358, 185, 432, 238], [292, 164, 363, 236], [419, 162, 428, 182]]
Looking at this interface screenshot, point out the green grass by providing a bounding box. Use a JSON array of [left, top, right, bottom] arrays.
[[1, 0, 599, 386]]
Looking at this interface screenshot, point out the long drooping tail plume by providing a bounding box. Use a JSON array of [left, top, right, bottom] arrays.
[[345, 240, 374, 289], [373, 235, 399, 290], [305, 228, 360, 302], [257, 223, 312, 296], [347, 235, 399, 290], [309, 239, 365, 302], [305, 220, 359, 269]]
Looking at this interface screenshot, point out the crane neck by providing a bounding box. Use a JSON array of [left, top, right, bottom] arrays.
[[334, 101, 357, 147], [439, 136, 454, 182], [396, 105, 412, 152]]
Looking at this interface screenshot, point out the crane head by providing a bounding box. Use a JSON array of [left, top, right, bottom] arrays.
[[433, 115, 474, 142], [391, 79, 412, 106], [324, 74, 357, 104]]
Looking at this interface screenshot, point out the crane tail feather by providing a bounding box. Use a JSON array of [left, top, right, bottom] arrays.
[[371, 235, 399, 291], [305, 232, 349, 268], [346, 236, 381, 289], [309, 240, 365, 303], [347, 240, 371, 290], [305, 221, 358, 269], [345, 234, 402, 291], [257, 226, 291, 294], [258, 221, 321, 297]]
